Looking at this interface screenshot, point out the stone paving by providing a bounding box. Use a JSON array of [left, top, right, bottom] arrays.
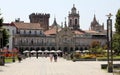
[[0, 57, 118, 75]]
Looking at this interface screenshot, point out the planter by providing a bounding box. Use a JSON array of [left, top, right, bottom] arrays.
[[101, 64, 120, 69]]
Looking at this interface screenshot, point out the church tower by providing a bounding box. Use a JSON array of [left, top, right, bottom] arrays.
[[90, 14, 104, 32], [68, 4, 80, 30]]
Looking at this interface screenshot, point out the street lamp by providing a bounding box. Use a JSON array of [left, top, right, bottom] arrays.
[[106, 13, 113, 73], [12, 48, 15, 62]]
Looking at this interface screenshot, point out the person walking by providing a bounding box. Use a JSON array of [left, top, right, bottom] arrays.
[[49, 53, 53, 62], [36, 52, 38, 59], [53, 53, 58, 62], [17, 54, 22, 62]]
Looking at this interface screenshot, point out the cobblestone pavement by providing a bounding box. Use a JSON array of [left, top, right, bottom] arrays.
[[0, 57, 117, 75]]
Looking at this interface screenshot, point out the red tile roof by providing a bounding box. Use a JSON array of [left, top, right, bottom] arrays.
[[85, 30, 98, 34], [2, 23, 12, 26], [12, 22, 43, 30], [73, 30, 84, 35], [44, 27, 61, 35]]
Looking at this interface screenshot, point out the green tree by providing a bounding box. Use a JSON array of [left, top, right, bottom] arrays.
[[115, 9, 120, 34], [0, 10, 9, 47], [113, 9, 120, 55], [90, 40, 100, 48], [2, 29, 9, 47], [90, 40, 103, 55], [0, 9, 3, 28]]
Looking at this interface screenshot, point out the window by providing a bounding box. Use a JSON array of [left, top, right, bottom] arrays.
[[29, 31, 31, 34], [75, 19, 77, 25], [41, 39, 43, 44], [70, 19, 72, 25], [7, 29, 9, 31], [12, 30, 14, 34], [63, 38, 67, 43], [40, 31, 42, 35], [31, 39, 33, 44], [35, 31, 37, 34], [17, 30, 20, 34], [24, 30, 26, 34]]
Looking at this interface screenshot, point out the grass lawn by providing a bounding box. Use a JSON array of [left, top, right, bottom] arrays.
[[5, 57, 18, 63], [5, 58, 12, 63]]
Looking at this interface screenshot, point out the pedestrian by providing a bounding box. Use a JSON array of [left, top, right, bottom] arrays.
[[17, 54, 22, 62], [49, 53, 53, 62], [45, 53, 47, 58], [70, 53, 73, 59], [36, 52, 38, 59], [53, 53, 58, 62]]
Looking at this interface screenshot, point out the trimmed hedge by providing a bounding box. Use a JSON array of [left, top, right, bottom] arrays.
[[72, 58, 96, 62], [97, 59, 120, 61]]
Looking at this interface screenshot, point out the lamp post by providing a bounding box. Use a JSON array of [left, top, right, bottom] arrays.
[[12, 48, 15, 62], [106, 13, 113, 73]]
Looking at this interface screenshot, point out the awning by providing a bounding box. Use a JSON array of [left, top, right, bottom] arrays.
[[38, 50, 43, 53], [56, 50, 62, 53], [31, 50, 36, 53], [23, 50, 29, 53]]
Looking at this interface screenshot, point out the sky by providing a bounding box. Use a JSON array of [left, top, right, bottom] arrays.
[[0, 0, 120, 30]]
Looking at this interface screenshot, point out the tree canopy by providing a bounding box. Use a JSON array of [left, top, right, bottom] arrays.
[[0, 10, 9, 48], [90, 40, 103, 54], [113, 9, 120, 55], [0, 10, 3, 28]]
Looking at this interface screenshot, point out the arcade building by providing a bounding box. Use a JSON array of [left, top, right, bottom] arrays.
[[4, 4, 107, 53]]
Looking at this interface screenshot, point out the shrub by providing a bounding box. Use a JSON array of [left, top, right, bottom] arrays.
[[82, 54, 96, 59], [73, 53, 81, 59]]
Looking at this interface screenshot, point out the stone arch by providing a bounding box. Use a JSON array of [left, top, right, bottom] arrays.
[[41, 47, 45, 51], [51, 47, 55, 50], [63, 47, 68, 53], [80, 47, 83, 51], [84, 47, 88, 50], [75, 47, 79, 50], [58, 47, 61, 50], [32, 47, 35, 50], [36, 47, 40, 51], [70, 47, 74, 52]]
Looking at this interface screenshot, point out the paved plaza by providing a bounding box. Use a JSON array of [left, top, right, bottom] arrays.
[[0, 57, 118, 75]]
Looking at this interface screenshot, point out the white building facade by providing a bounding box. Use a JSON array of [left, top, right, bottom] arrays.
[[3, 23, 16, 50]]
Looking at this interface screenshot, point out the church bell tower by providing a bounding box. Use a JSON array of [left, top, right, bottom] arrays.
[[68, 4, 80, 30]]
